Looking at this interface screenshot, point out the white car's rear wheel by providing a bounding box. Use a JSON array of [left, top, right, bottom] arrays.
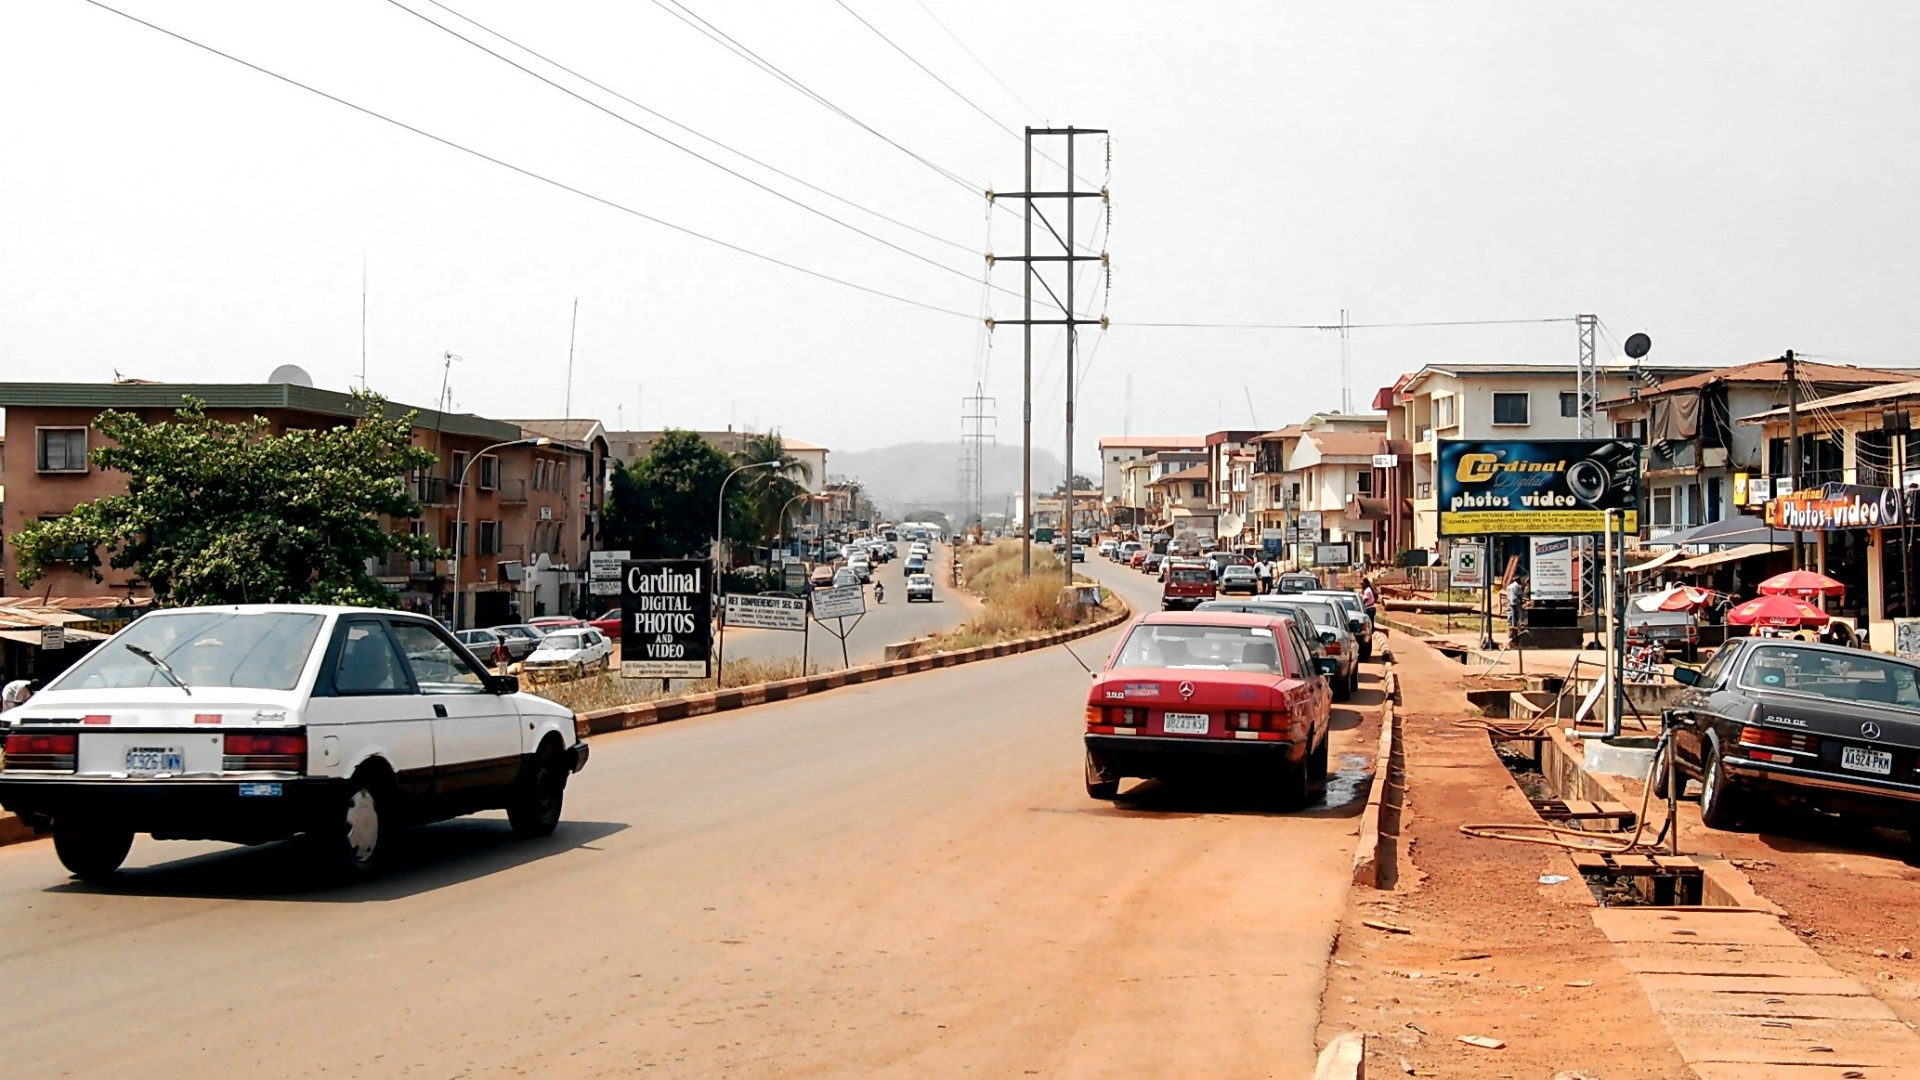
[[53, 820, 134, 883], [321, 774, 387, 880]]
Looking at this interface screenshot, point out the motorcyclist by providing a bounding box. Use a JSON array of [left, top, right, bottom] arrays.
[[874, 581, 886, 603]]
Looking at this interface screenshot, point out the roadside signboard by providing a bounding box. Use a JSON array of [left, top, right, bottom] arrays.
[[782, 561, 809, 595], [1436, 439, 1642, 536], [588, 550, 630, 597], [1296, 511, 1323, 536], [1450, 543, 1486, 589], [724, 593, 808, 632], [811, 584, 866, 621], [39, 625, 65, 651], [1371, 453, 1399, 468], [1313, 542, 1352, 567], [1529, 536, 1575, 600], [619, 559, 711, 679]]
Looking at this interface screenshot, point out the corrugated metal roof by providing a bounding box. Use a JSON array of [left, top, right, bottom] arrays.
[[0, 383, 522, 441], [1741, 378, 1920, 423]]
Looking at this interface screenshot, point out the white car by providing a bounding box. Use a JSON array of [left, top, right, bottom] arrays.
[[833, 567, 860, 588], [0, 605, 588, 882], [905, 573, 935, 602], [523, 628, 614, 674], [847, 558, 873, 583], [909, 543, 930, 560]]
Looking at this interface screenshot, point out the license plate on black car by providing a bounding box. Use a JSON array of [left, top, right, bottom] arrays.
[[1841, 746, 1893, 776]]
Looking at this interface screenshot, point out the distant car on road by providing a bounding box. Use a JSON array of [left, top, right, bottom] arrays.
[[1128, 549, 1149, 569], [810, 565, 838, 588], [1275, 572, 1321, 595], [528, 615, 584, 631], [0, 604, 588, 881], [456, 627, 540, 664], [1301, 590, 1375, 662], [1667, 639, 1920, 837], [1098, 540, 1118, 559], [833, 568, 860, 588], [905, 573, 935, 602], [1217, 565, 1260, 596], [905, 555, 927, 576], [1084, 610, 1334, 804], [524, 628, 614, 676], [1162, 563, 1216, 611], [1072, 545, 1087, 562], [1285, 598, 1360, 701]]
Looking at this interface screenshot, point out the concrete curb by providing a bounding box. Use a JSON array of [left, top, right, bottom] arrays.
[[1313, 1031, 1367, 1079], [1350, 664, 1402, 889], [0, 598, 1138, 851]]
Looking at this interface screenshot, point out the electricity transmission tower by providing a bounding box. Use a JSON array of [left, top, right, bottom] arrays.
[[992, 125, 1108, 578], [960, 385, 996, 531]]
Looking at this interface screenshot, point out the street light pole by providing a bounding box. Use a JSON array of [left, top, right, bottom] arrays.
[[714, 460, 779, 683], [452, 435, 551, 631]]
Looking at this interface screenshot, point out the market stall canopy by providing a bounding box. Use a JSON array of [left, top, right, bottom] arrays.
[[1727, 594, 1830, 627], [1635, 585, 1715, 612], [1626, 548, 1686, 575], [1669, 542, 1776, 572], [1648, 517, 1806, 548], [1757, 569, 1846, 599]]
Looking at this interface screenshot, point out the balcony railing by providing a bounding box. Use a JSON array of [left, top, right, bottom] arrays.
[[414, 476, 456, 506]]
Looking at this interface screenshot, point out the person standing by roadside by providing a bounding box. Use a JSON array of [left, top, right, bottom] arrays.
[[1360, 577, 1378, 624], [1256, 557, 1272, 595], [1506, 574, 1527, 634]]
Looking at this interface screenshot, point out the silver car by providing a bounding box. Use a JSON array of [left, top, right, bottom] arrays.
[[1287, 598, 1360, 701], [1302, 590, 1375, 663]]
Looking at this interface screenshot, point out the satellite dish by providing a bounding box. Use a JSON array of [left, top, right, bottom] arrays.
[[1623, 333, 1652, 360], [268, 363, 314, 387], [1217, 513, 1245, 540]]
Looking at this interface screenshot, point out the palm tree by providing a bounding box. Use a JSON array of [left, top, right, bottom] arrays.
[[735, 430, 813, 544]]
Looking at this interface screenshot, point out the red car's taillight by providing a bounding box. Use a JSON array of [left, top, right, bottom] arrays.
[[223, 731, 307, 772], [2, 732, 78, 772]]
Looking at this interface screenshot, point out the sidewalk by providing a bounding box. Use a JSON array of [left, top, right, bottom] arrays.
[[1316, 635, 1692, 1077]]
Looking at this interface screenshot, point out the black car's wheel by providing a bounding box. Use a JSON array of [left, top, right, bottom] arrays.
[[1347, 669, 1361, 698], [321, 771, 390, 879], [1698, 742, 1749, 831], [53, 820, 134, 883], [1085, 749, 1119, 800], [508, 742, 568, 838], [1333, 669, 1352, 702]]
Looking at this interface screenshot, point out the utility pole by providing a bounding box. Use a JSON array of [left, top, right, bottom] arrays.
[[961, 385, 997, 532], [1786, 349, 1801, 569], [993, 125, 1109, 577], [1339, 308, 1352, 415]]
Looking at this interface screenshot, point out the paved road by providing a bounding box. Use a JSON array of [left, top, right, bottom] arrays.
[[719, 543, 970, 671], [0, 551, 1379, 1078]]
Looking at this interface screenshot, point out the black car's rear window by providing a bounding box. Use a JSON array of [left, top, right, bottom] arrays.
[[1739, 644, 1920, 707]]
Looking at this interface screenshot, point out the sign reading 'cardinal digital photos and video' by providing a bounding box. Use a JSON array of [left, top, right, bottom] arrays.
[[1436, 439, 1643, 536], [620, 559, 712, 679]]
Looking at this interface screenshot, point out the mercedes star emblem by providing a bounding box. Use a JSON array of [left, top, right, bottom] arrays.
[[1861, 721, 1883, 740], [1178, 681, 1195, 700]]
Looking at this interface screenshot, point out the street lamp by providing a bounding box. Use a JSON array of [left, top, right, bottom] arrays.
[[452, 435, 552, 631], [777, 491, 822, 555], [715, 461, 781, 574]]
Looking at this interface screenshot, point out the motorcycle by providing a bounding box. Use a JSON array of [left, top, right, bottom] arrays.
[[874, 582, 886, 603]]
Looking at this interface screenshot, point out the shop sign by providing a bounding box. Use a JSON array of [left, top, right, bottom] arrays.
[[1436, 439, 1641, 536], [1313, 542, 1352, 567], [1731, 473, 1751, 507], [1765, 483, 1903, 531], [1450, 543, 1486, 589], [619, 559, 712, 679], [1529, 537, 1575, 600]]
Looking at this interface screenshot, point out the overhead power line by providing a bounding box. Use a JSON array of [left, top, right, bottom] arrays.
[[385, 0, 1018, 300], [1113, 316, 1579, 330], [78, 0, 974, 321], [911, 0, 1039, 117], [830, 0, 1092, 188], [413, 0, 976, 256]]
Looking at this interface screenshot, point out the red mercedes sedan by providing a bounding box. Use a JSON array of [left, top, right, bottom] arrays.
[[1084, 611, 1336, 805]]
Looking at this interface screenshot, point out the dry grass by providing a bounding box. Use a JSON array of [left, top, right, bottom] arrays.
[[531, 655, 820, 714], [924, 540, 1119, 650]]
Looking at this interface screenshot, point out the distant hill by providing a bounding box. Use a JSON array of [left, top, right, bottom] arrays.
[[830, 441, 1067, 517]]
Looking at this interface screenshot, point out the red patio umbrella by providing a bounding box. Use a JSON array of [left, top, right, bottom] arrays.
[[1634, 584, 1715, 612], [1756, 570, 1846, 599], [1726, 594, 1830, 628]]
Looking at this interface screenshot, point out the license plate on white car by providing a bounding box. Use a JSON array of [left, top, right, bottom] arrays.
[[1841, 746, 1893, 776], [1162, 712, 1210, 735], [124, 746, 185, 776]]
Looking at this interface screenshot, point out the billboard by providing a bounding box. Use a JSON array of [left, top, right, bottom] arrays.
[[1529, 536, 1575, 600], [723, 593, 808, 632], [811, 584, 867, 621], [619, 559, 712, 679], [1436, 439, 1641, 536], [588, 550, 630, 597]]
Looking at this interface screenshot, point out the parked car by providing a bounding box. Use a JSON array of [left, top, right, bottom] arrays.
[[1217, 565, 1260, 596], [1162, 563, 1217, 611], [1275, 572, 1321, 595], [456, 627, 540, 664], [1128, 549, 1149, 569], [523, 628, 615, 676], [1284, 597, 1360, 700], [1667, 639, 1920, 836], [833, 568, 860, 588], [1196, 598, 1338, 673], [810, 565, 838, 588], [586, 610, 623, 639], [528, 615, 584, 631], [1083, 611, 1335, 804], [1098, 540, 1118, 559], [1072, 545, 1087, 562], [905, 573, 936, 602], [0, 605, 588, 881], [1628, 593, 1701, 660], [1302, 590, 1375, 663]]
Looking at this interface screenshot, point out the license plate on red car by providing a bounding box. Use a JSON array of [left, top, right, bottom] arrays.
[[1162, 712, 1210, 735]]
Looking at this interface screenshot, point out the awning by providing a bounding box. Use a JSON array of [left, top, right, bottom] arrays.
[[1626, 548, 1686, 575], [1670, 542, 1778, 572], [1353, 496, 1395, 520]]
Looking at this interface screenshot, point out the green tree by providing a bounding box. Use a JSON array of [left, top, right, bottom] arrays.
[[734, 430, 812, 543], [602, 430, 756, 559], [1051, 474, 1097, 497], [8, 393, 439, 606]]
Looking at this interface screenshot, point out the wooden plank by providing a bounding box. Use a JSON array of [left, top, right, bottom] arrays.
[[1569, 850, 1611, 872], [1611, 853, 1658, 871]]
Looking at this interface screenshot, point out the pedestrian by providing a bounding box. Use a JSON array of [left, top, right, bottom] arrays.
[[1506, 574, 1527, 632], [1256, 558, 1271, 594], [1360, 577, 1378, 622]]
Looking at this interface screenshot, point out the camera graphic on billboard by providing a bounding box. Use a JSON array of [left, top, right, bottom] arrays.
[[1436, 439, 1642, 536]]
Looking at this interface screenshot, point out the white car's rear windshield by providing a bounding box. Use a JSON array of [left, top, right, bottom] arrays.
[[542, 633, 586, 651], [1292, 601, 1339, 628], [52, 611, 325, 692], [1114, 624, 1292, 675], [908, 575, 933, 585]]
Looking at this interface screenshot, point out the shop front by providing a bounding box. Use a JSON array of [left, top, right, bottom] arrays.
[[1767, 482, 1911, 648]]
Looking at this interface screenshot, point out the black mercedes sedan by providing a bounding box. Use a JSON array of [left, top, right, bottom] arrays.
[[1668, 638, 1920, 837]]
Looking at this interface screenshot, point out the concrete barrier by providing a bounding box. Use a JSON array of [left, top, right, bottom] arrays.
[[1350, 665, 1402, 889], [1313, 1031, 1367, 1079]]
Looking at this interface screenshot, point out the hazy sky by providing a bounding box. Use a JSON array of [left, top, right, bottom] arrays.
[[5, 2, 1919, 483]]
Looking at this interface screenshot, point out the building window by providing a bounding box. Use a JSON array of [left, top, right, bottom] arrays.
[[450, 451, 470, 487], [1492, 392, 1530, 426], [1650, 487, 1675, 528], [36, 428, 88, 473], [1560, 391, 1579, 418], [1191, 482, 1206, 499], [478, 456, 499, 491], [1433, 395, 1457, 428], [477, 520, 501, 556], [1356, 471, 1374, 495], [35, 515, 89, 562]]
